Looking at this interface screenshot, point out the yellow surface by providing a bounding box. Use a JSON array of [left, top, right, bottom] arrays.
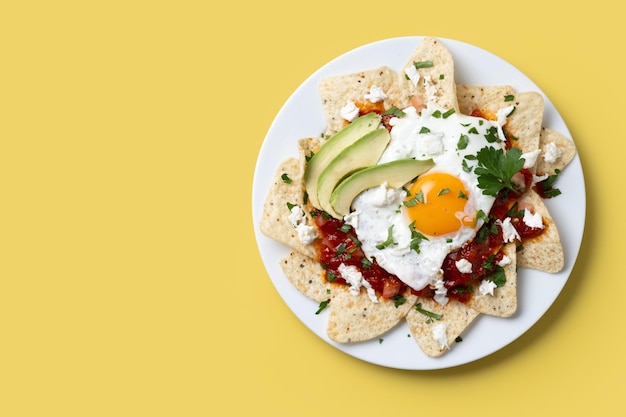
[[0, 1, 621, 415]]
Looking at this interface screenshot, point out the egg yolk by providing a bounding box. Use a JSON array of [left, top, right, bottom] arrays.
[[405, 172, 475, 237]]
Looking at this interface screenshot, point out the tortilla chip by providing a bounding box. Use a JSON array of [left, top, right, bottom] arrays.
[[516, 190, 564, 273], [394, 37, 459, 112], [279, 251, 329, 303], [318, 66, 399, 135], [506, 92, 544, 167], [466, 242, 518, 317], [259, 156, 318, 259], [536, 127, 577, 176], [406, 297, 479, 357], [327, 289, 416, 343], [456, 84, 516, 117]]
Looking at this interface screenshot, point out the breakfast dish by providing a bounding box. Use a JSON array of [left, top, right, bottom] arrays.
[[252, 37, 584, 369]]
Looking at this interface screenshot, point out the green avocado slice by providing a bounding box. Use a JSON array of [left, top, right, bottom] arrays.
[[317, 128, 391, 219], [304, 112, 381, 209], [330, 158, 435, 217]]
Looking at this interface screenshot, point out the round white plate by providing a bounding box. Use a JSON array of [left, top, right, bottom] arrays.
[[252, 36, 585, 370]]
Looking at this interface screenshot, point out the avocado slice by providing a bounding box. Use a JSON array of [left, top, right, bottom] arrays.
[[317, 128, 391, 218], [330, 158, 435, 217], [304, 112, 381, 209]]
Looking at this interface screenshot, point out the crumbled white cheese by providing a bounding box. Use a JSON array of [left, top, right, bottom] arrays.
[[370, 182, 401, 207], [479, 279, 497, 296], [543, 142, 562, 163], [404, 65, 420, 87], [522, 149, 541, 169], [422, 75, 437, 102], [497, 255, 511, 267], [523, 209, 544, 229], [343, 210, 360, 229], [364, 85, 387, 103], [496, 217, 521, 243], [288, 205, 318, 245], [360, 278, 379, 303], [414, 131, 444, 159], [340, 101, 359, 122], [433, 279, 449, 306], [495, 105, 515, 141], [455, 258, 473, 274], [431, 323, 449, 350], [533, 173, 549, 184], [338, 263, 378, 303]]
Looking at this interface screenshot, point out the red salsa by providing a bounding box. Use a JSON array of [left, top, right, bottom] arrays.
[[312, 166, 546, 304]]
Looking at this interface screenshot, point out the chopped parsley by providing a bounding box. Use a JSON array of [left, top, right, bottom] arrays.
[[376, 225, 395, 249], [409, 221, 429, 253], [486, 266, 507, 287], [413, 60, 434, 69], [484, 126, 501, 143], [415, 302, 442, 323], [383, 106, 405, 117], [361, 257, 372, 269], [393, 294, 407, 308], [442, 108, 456, 118], [457, 134, 469, 150], [535, 169, 562, 198], [504, 94, 515, 102], [404, 190, 424, 207], [315, 300, 330, 314], [281, 173, 292, 184]]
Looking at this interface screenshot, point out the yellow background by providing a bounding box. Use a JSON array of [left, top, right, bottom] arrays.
[[0, 1, 621, 415]]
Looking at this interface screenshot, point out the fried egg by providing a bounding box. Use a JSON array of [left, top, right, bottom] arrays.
[[346, 104, 507, 295]]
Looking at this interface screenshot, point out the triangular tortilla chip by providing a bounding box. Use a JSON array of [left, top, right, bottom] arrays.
[[392, 37, 459, 112], [259, 156, 318, 259], [536, 127, 577, 175], [456, 84, 516, 117], [279, 251, 329, 303], [318, 66, 400, 135], [405, 297, 479, 357], [506, 92, 544, 170], [466, 242, 518, 317], [516, 190, 564, 273], [327, 289, 416, 343]]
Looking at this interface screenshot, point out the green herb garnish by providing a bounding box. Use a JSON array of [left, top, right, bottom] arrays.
[[383, 106, 405, 117], [315, 300, 330, 314], [409, 221, 429, 253], [474, 146, 525, 196], [415, 302, 442, 323], [413, 60, 434, 69], [376, 225, 395, 249]]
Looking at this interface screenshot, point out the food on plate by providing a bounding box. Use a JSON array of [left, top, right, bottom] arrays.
[[259, 37, 576, 357]]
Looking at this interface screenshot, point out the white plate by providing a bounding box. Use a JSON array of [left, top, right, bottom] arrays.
[[252, 36, 585, 370]]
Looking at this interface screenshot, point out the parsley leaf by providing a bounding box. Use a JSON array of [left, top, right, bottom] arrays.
[[383, 106, 405, 117], [413, 60, 434, 69], [315, 300, 330, 314], [474, 146, 525, 196], [457, 134, 469, 150], [415, 302, 442, 323], [376, 225, 395, 249], [487, 266, 507, 287], [408, 221, 429, 253], [393, 294, 407, 308]]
